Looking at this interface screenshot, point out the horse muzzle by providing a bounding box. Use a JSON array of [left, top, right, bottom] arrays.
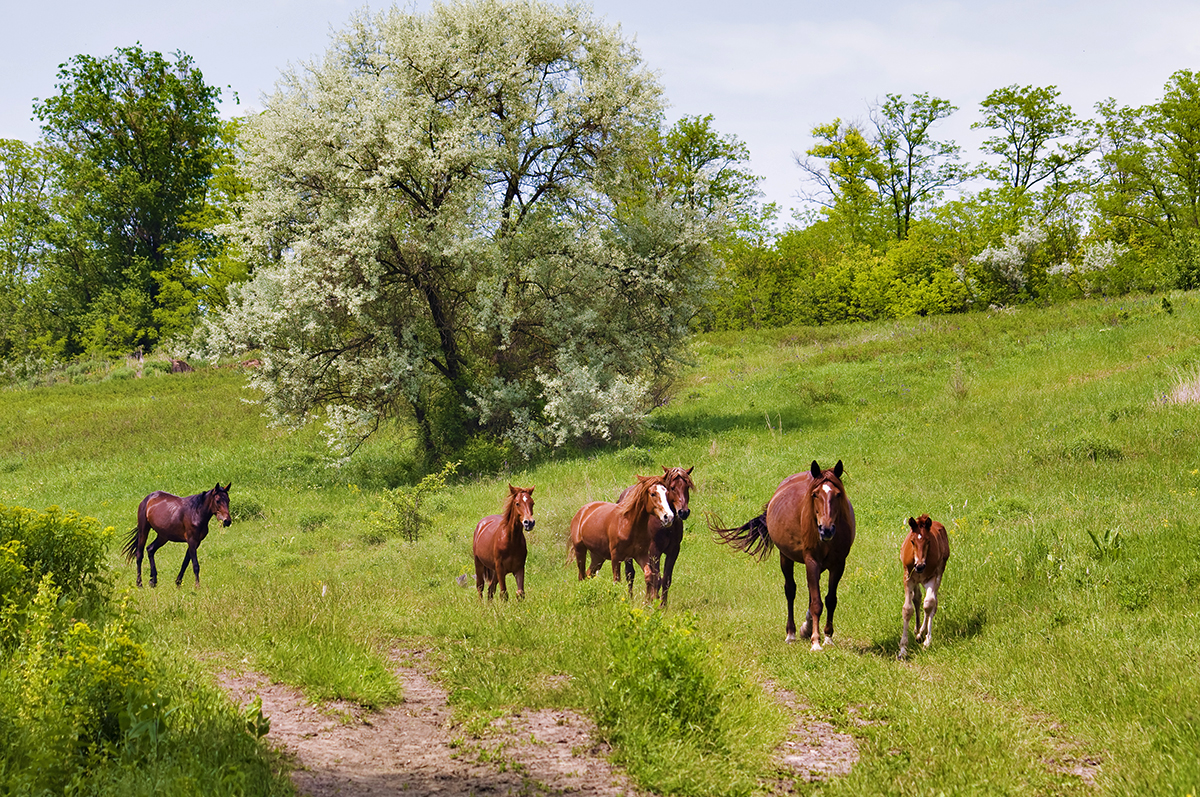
[[523, 519, 535, 531], [817, 524, 835, 541], [676, 507, 690, 520], [222, 517, 232, 527], [914, 561, 926, 574]]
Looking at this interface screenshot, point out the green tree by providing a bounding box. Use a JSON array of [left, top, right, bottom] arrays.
[[202, 0, 715, 460], [796, 119, 887, 245], [0, 140, 56, 357], [973, 84, 1092, 199], [32, 44, 227, 355], [869, 93, 967, 240], [1094, 70, 1200, 287]]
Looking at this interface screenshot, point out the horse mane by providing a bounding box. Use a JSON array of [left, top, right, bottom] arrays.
[[617, 475, 661, 516], [501, 487, 532, 528]]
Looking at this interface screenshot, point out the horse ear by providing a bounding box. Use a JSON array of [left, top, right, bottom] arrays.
[[225, 482, 232, 492], [810, 461, 821, 478], [527, 485, 534, 495], [833, 460, 843, 478], [508, 484, 517, 494], [685, 466, 694, 475], [907, 517, 918, 531], [214, 482, 221, 492]]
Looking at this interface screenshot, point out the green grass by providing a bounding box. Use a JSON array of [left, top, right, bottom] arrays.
[[2, 292, 1199, 795]]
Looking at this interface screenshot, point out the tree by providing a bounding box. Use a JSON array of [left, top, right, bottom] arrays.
[[973, 84, 1092, 198], [1094, 70, 1200, 287], [202, 0, 715, 460], [869, 93, 967, 240], [795, 119, 887, 245], [32, 44, 227, 355], [0, 140, 55, 357]]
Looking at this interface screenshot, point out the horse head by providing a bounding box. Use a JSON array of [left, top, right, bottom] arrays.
[[906, 515, 933, 573], [509, 484, 536, 532], [662, 466, 694, 521], [210, 482, 232, 527], [637, 475, 675, 528], [809, 460, 844, 541]]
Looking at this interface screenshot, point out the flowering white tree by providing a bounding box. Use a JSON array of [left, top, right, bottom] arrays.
[[200, 0, 717, 458]]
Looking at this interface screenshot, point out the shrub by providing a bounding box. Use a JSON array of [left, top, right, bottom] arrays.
[[367, 460, 459, 542], [0, 504, 111, 612]]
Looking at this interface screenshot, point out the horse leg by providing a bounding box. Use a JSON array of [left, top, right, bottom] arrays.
[[899, 577, 916, 659], [514, 567, 525, 600], [658, 535, 680, 608], [574, 544, 588, 580], [803, 558, 824, 651], [823, 557, 846, 642], [176, 543, 197, 587], [912, 582, 924, 641], [146, 534, 166, 588], [496, 567, 509, 601], [624, 559, 636, 595], [920, 575, 941, 648], [780, 555, 797, 643], [475, 559, 486, 599], [637, 555, 659, 603]]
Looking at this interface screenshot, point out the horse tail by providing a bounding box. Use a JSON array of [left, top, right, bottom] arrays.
[[121, 526, 142, 562], [708, 509, 774, 560]]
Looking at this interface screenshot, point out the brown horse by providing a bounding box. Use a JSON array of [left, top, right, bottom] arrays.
[[899, 514, 950, 659], [616, 466, 695, 607], [569, 474, 675, 600], [710, 461, 854, 649], [473, 485, 536, 600], [122, 483, 232, 587]]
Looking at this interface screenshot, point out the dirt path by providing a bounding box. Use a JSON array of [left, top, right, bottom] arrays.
[[219, 650, 638, 797], [219, 652, 860, 796]]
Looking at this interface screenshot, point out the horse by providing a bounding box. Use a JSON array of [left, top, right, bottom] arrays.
[[569, 474, 675, 601], [709, 461, 854, 649], [472, 485, 536, 600], [616, 466, 695, 607], [899, 514, 950, 659], [122, 483, 232, 588]]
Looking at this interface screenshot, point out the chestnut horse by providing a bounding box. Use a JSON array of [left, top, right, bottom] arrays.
[[122, 483, 232, 587], [473, 485, 536, 600], [899, 514, 950, 659], [710, 461, 854, 649], [616, 466, 695, 607], [569, 474, 675, 600]]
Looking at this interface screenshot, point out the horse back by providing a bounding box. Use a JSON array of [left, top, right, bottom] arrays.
[[570, 501, 618, 553], [141, 491, 189, 539]]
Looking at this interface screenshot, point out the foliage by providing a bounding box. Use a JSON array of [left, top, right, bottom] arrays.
[[26, 44, 232, 358], [0, 503, 111, 618], [596, 607, 764, 796], [367, 460, 460, 543], [200, 0, 715, 462]]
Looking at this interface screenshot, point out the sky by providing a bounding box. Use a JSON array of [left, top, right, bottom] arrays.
[[4, 0, 1199, 225]]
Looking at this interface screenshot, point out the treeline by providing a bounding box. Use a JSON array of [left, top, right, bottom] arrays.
[[1, 9, 1198, 459], [705, 76, 1200, 330]]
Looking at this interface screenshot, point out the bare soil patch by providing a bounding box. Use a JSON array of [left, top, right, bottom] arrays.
[[219, 650, 637, 797], [219, 651, 867, 796]]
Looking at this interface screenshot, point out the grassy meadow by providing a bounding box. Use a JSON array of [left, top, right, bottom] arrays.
[[2, 292, 1199, 795]]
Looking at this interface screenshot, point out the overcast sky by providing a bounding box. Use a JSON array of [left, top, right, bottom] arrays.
[[4, 0, 1199, 224]]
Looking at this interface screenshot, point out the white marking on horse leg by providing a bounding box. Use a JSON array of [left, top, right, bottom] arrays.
[[922, 577, 940, 648]]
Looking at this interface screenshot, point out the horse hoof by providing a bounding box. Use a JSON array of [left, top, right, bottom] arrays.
[[811, 640, 823, 652], [784, 632, 796, 644], [898, 648, 908, 660]]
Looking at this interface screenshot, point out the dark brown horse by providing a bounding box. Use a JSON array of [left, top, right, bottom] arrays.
[[616, 466, 695, 607], [709, 461, 854, 649], [123, 483, 232, 587], [473, 485, 536, 600], [569, 474, 675, 600], [899, 513, 950, 659]]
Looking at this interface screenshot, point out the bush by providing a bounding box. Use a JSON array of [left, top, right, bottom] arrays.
[[0, 504, 111, 614], [366, 460, 459, 542]]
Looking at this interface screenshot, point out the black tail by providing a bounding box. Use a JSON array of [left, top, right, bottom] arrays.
[[708, 510, 774, 560], [122, 526, 141, 562]]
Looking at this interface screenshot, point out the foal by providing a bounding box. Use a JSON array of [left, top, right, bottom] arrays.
[[899, 513, 950, 658]]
